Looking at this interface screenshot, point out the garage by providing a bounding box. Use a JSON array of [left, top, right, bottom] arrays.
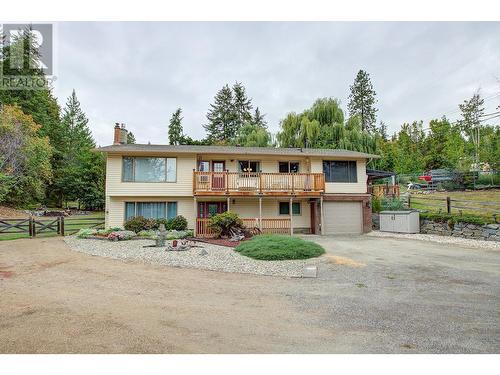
[[323, 201, 363, 234]]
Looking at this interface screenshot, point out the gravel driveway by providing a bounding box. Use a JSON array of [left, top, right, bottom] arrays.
[[1, 235, 498, 353]]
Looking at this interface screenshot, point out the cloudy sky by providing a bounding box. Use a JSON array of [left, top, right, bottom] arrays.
[[53, 22, 500, 146]]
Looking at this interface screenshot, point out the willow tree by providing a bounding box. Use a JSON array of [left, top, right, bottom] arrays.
[[277, 97, 379, 155]]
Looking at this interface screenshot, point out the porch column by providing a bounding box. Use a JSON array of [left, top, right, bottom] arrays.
[[289, 197, 294, 235], [227, 197, 230, 211], [259, 197, 262, 230], [320, 195, 324, 235], [193, 197, 197, 237]]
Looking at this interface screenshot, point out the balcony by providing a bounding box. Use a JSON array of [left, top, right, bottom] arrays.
[[193, 171, 325, 196]]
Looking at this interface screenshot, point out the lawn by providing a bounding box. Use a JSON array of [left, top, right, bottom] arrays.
[[235, 234, 325, 260], [407, 189, 500, 221], [0, 211, 105, 241]]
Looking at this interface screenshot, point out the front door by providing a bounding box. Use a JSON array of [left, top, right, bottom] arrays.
[[212, 161, 225, 190]]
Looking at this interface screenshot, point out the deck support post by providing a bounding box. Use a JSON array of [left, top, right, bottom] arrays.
[[320, 195, 324, 235], [259, 197, 262, 230], [193, 197, 197, 237], [289, 197, 294, 235], [227, 197, 231, 211]]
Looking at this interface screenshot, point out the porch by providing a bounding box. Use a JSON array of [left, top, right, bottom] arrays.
[[193, 196, 318, 238]]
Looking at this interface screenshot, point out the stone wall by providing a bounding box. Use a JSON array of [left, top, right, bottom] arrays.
[[420, 220, 499, 241]]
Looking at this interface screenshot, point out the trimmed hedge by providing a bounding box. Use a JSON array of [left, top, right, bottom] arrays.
[[235, 235, 325, 260]]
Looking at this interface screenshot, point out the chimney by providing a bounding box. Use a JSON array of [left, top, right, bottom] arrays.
[[120, 123, 128, 144], [113, 123, 121, 145]]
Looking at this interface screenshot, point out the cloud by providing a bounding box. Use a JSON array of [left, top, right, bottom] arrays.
[[52, 22, 500, 145]]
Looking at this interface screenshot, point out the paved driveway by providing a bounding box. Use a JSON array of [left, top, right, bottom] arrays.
[[0, 236, 498, 353]]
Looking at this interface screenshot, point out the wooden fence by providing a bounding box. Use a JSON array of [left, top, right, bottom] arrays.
[[407, 195, 500, 221], [0, 216, 105, 239], [196, 217, 292, 238]]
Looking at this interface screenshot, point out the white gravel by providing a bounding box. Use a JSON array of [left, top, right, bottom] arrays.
[[63, 237, 324, 277], [367, 230, 500, 250]]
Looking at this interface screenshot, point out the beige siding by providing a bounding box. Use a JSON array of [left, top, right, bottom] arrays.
[[106, 154, 196, 197], [311, 158, 367, 194], [107, 196, 196, 229]]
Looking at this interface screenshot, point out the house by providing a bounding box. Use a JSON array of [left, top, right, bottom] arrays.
[[96, 124, 380, 236]]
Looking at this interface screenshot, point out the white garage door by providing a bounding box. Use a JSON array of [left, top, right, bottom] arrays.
[[324, 201, 363, 234]]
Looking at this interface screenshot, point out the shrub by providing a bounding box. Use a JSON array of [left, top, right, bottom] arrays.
[[208, 211, 243, 237], [155, 218, 169, 230], [419, 212, 489, 226], [166, 229, 193, 240], [381, 197, 405, 211], [76, 228, 97, 238], [97, 227, 122, 236], [372, 196, 382, 213], [107, 230, 136, 241], [168, 215, 188, 231], [235, 235, 325, 260], [124, 216, 156, 233], [137, 229, 158, 238]]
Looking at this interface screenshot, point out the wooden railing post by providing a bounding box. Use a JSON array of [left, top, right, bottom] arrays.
[[57, 217, 61, 234], [29, 216, 33, 237], [259, 173, 263, 193], [446, 196, 451, 214], [226, 170, 229, 194], [32, 217, 36, 237], [291, 173, 295, 194], [60, 217, 65, 236]]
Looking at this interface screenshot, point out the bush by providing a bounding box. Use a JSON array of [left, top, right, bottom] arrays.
[[208, 211, 243, 237], [235, 235, 325, 260], [137, 229, 158, 238], [372, 196, 382, 213], [166, 229, 193, 240], [107, 230, 136, 241], [124, 216, 156, 233], [419, 212, 489, 226], [168, 215, 188, 231], [76, 228, 97, 239], [381, 197, 405, 211]]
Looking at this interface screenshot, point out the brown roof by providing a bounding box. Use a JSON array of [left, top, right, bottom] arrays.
[[95, 144, 380, 159]]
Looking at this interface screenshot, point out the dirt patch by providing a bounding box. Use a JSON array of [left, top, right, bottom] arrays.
[[325, 255, 365, 268]]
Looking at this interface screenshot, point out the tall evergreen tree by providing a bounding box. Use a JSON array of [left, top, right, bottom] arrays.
[[168, 108, 184, 145], [348, 70, 378, 133], [378, 121, 388, 141], [204, 83, 256, 143], [232, 82, 253, 128], [252, 107, 267, 128], [127, 131, 136, 144]]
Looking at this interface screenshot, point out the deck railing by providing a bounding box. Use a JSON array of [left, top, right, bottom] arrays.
[[368, 184, 400, 198], [193, 171, 325, 195], [196, 217, 291, 238]]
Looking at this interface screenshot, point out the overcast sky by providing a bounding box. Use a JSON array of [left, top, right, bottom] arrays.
[[53, 22, 500, 146]]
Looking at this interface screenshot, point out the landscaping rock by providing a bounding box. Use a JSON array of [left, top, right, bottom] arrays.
[[419, 219, 500, 242]]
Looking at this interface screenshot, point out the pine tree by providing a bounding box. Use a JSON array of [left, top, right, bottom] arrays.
[[204, 84, 237, 143], [232, 82, 253, 129], [252, 107, 267, 128], [378, 121, 388, 141], [168, 108, 184, 145], [348, 70, 378, 133], [127, 131, 136, 144], [52, 90, 100, 207]]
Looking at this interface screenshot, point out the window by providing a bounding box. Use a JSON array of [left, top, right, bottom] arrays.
[[278, 161, 300, 173], [323, 160, 357, 183], [279, 202, 301, 215], [125, 202, 177, 220], [238, 160, 260, 173], [198, 161, 210, 172], [122, 157, 176, 182]]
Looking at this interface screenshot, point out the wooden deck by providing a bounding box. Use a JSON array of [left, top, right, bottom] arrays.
[[193, 171, 325, 196], [196, 217, 292, 238]]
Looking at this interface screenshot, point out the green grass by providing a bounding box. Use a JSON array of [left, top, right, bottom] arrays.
[[408, 189, 500, 221], [234, 234, 325, 261], [0, 212, 104, 241]]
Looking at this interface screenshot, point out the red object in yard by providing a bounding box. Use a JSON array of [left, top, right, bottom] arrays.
[[172, 240, 178, 247], [418, 174, 432, 182]]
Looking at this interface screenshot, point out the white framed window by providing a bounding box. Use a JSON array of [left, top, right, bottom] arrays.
[[123, 157, 177, 182], [125, 202, 178, 220]]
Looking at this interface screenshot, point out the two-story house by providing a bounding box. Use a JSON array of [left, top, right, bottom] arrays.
[[97, 124, 379, 236]]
